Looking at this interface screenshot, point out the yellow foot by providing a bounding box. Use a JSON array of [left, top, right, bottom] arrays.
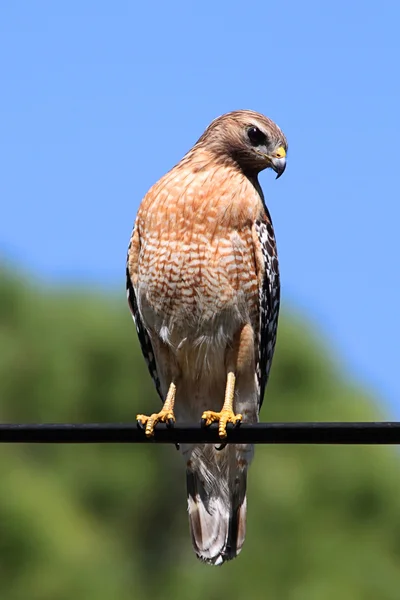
[[136, 410, 175, 437], [201, 409, 242, 439]]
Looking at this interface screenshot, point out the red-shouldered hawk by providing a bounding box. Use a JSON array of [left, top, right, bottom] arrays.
[[127, 110, 287, 565]]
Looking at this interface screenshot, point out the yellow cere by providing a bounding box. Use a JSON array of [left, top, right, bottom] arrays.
[[274, 146, 286, 159]]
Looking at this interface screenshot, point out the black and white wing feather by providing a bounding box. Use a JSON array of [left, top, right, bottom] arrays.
[[254, 214, 281, 409], [126, 237, 162, 402]]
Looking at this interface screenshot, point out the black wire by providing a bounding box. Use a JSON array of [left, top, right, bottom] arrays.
[[0, 422, 400, 444]]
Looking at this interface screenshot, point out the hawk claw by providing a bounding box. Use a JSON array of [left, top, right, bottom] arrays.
[[215, 442, 227, 451], [200, 409, 243, 439], [136, 411, 176, 437]]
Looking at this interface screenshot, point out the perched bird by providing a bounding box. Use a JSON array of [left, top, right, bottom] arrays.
[[127, 110, 287, 565]]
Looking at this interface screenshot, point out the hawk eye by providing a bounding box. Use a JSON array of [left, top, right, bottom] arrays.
[[247, 126, 267, 146]]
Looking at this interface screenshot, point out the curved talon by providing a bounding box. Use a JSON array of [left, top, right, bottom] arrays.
[[135, 411, 176, 437], [215, 443, 227, 451], [201, 409, 243, 439], [136, 382, 177, 437]]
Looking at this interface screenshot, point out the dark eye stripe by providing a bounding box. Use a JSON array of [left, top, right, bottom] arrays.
[[247, 126, 268, 146]]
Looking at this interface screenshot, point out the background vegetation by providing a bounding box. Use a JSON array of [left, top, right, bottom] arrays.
[[0, 265, 399, 600]]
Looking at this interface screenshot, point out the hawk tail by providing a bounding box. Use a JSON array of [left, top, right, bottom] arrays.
[[186, 449, 247, 566]]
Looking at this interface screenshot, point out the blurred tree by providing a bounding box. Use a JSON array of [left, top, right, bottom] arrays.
[[0, 265, 399, 600]]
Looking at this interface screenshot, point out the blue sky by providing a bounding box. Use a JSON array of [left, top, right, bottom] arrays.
[[1, 1, 399, 415]]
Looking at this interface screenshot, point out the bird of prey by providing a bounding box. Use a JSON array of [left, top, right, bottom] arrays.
[[126, 110, 287, 565]]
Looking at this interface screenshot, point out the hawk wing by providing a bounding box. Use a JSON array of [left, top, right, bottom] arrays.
[[126, 230, 163, 402], [254, 213, 281, 409]]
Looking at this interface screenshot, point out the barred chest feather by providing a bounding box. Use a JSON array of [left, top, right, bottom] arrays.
[[135, 164, 263, 357]]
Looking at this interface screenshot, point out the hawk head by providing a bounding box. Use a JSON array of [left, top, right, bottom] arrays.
[[195, 109, 287, 178]]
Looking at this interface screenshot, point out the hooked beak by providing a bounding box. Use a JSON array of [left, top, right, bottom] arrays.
[[269, 146, 286, 179]]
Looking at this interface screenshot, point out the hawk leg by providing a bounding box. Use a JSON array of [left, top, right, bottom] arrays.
[[201, 324, 254, 439], [137, 382, 176, 437], [201, 372, 242, 439]]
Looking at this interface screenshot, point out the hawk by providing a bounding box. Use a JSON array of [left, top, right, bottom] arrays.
[[127, 110, 287, 565]]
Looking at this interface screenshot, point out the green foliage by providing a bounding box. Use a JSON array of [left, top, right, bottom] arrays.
[[0, 265, 398, 599]]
